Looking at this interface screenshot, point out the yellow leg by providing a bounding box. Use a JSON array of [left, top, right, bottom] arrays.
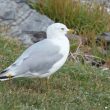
[[46, 76, 50, 92]]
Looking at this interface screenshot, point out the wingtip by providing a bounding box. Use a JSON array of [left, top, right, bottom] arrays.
[[0, 75, 14, 81], [0, 70, 14, 81], [0, 69, 8, 74]]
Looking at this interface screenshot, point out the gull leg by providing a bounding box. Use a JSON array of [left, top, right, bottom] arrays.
[[46, 76, 51, 91], [7, 75, 13, 93], [38, 78, 41, 93], [8, 75, 13, 86], [38, 78, 44, 93]]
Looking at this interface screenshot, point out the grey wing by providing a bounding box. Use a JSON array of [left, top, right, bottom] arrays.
[[10, 39, 63, 76]]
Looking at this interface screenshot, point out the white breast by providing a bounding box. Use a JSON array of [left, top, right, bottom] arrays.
[[49, 37, 70, 74]]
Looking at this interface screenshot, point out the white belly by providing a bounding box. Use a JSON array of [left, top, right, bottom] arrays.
[[47, 37, 70, 76]]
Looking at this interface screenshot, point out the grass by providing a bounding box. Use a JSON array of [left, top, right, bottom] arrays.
[[0, 37, 25, 71], [0, 36, 110, 110], [0, 0, 110, 109]]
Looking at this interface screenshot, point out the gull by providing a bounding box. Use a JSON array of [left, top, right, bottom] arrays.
[[0, 23, 74, 81]]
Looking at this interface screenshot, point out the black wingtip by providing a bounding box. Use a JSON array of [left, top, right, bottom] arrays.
[[0, 76, 9, 79], [0, 69, 7, 74], [0, 75, 14, 80]]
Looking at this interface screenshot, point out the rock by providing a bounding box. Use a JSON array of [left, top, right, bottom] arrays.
[[80, 0, 110, 13], [80, 0, 110, 5], [98, 32, 110, 42], [96, 32, 110, 49], [14, 0, 27, 3], [31, 31, 46, 43], [0, 0, 54, 45]]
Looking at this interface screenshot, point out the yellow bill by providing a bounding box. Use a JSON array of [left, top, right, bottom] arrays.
[[67, 29, 75, 34]]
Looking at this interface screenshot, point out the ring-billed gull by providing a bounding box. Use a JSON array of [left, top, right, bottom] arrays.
[[0, 23, 74, 81]]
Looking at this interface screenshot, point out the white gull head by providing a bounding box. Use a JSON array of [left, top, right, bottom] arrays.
[[47, 23, 69, 39]]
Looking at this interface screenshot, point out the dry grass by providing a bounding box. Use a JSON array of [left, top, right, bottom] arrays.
[[30, 0, 110, 35]]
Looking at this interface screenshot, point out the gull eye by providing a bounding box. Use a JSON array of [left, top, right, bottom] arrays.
[[61, 28, 65, 30]]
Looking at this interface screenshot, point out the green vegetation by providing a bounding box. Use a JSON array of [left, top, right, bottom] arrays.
[[0, 0, 110, 109], [30, 0, 110, 35], [0, 37, 25, 71], [0, 36, 110, 110]]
